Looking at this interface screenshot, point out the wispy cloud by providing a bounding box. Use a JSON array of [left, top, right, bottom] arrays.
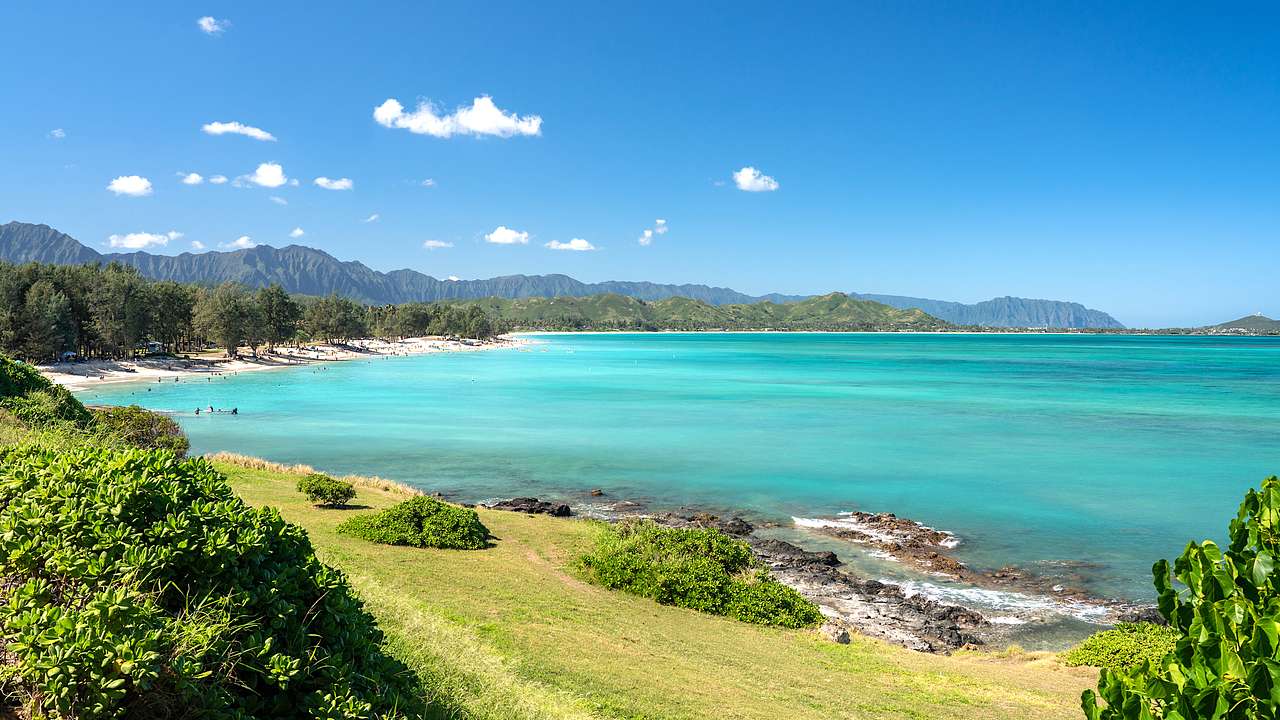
[[289, 227, 305, 238], [269, 196, 288, 205], [423, 240, 453, 250], [209, 174, 228, 185], [484, 225, 529, 245], [363, 213, 380, 223], [420, 178, 436, 187], [179, 172, 204, 185], [546, 238, 596, 251], [222, 235, 255, 250], [638, 218, 669, 246], [202, 121, 275, 142], [190, 240, 206, 250], [236, 162, 287, 188], [108, 230, 181, 249], [197, 16, 229, 35], [48, 128, 66, 140], [107, 175, 153, 197], [374, 96, 542, 139], [733, 166, 779, 192], [314, 176, 353, 190]]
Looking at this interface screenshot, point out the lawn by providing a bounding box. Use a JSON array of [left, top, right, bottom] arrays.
[[218, 457, 1095, 720]]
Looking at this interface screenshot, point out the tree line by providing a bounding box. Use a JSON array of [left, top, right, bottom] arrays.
[[0, 261, 496, 363]]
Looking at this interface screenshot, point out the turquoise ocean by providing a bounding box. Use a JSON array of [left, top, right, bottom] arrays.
[[80, 333, 1280, 638]]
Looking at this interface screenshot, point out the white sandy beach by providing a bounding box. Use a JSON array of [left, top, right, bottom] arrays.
[[41, 336, 529, 391]]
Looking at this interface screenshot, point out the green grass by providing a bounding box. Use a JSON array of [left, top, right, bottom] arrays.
[[216, 457, 1095, 720]]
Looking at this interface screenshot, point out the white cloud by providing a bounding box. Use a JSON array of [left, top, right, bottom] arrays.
[[484, 225, 529, 245], [447, 275, 460, 281], [546, 238, 596, 252], [107, 175, 153, 197], [237, 162, 287, 188], [222, 235, 255, 250], [423, 240, 453, 250], [202, 121, 275, 142], [289, 227, 305, 238], [270, 196, 288, 205], [197, 16, 229, 35], [638, 218, 668, 246], [180, 172, 204, 185], [190, 240, 206, 250], [107, 230, 181, 249], [209, 174, 228, 184], [733, 166, 779, 192], [363, 213, 380, 223], [374, 96, 542, 139], [48, 128, 66, 140], [315, 176, 353, 190], [420, 178, 436, 187]]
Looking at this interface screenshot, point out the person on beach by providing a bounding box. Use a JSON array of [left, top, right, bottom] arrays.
[[195, 407, 200, 415]]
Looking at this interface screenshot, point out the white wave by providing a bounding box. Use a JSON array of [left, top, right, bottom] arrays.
[[792, 513, 960, 549], [887, 579, 1112, 623], [989, 616, 1029, 625]]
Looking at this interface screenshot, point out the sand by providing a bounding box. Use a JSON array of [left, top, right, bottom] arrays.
[[40, 336, 529, 391]]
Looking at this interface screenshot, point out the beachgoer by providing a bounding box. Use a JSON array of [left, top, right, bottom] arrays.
[[195, 407, 200, 415], [231, 407, 238, 415]]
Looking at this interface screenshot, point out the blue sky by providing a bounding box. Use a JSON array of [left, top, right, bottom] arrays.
[[1, 2, 1276, 327]]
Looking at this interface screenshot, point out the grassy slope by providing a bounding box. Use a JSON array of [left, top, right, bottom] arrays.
[[218, 460, 1093, 720]]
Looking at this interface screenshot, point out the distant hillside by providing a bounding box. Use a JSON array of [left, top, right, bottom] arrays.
[[1213, 314, 1280, 333], [854, 293, 1124, 329], [463, 292, 946, 331], [1, 221, 1121, 327]]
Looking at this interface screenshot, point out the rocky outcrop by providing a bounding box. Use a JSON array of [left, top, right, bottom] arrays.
[[483, 497, 571, 517], [748, 537, 986, 652]]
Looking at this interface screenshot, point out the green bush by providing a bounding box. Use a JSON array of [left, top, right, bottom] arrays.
[[90, 404, 190, 456], [0, 444, 424, 719], [1083, 475, 1280, 719], [0, 355, 92, 428], [337, 496, 489, 550], [298, 472, 357, 507], [578, 519, 823, 629], [1061, 622, 1177, 671]]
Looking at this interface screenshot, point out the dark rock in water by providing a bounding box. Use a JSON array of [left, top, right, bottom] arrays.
[[484, 497, 572, 517], [651, 511, 755, 536], [589, 488, 605, 497], [750, 538, 841, 567], [1117, 606, 1166, 625]]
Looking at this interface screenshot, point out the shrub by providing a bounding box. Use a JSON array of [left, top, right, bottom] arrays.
[[338, 496, 489, 550], [578, 519, 823, 629], [1061, 622, 1177, 671], [1083, 475, 1280, 719], [0, 444, 424, 719], [91, 404, 190, 456], [298, 472, 357, 507], [0, 355, 92, 428]]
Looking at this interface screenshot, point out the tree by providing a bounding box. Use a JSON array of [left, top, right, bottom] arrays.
[[1083, 475, 1280, 719], [194, 283, 252, 357], [148, 281, 195, 353], [255, 283, 301, 350], [90, 264, 150, 358], [21, 281, 76, 363]]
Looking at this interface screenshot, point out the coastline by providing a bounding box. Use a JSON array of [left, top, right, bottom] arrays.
[[41, 335, 529, 391]]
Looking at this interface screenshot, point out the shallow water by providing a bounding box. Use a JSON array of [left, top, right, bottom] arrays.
[[82, 333, 1280, 619]]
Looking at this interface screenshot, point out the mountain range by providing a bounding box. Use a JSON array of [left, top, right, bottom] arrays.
[[0, 221, 1124, 328]]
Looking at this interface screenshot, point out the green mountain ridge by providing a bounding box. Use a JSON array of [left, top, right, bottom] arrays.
[[465, 292, 946, 331], [1213, 314, 1280, 332], [0, 221, 1124, 328]]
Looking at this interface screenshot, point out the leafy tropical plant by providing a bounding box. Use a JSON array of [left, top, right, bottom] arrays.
[[91, 404, 190, 455], [0, 354, 91, 427], [578, 518, 823, 629], [337, 496, 489, 550], [297, 472, 357, 507], [0, 444, 424, 719], [1063, 622, 1178, 671], [1083, 475, 1280, 719]]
